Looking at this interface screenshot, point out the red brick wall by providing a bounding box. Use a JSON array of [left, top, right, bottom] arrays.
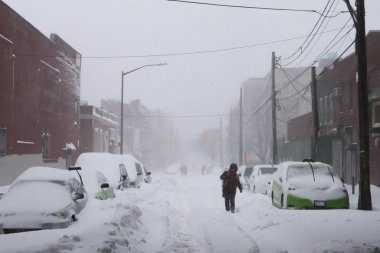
[[0, 1, 80, 162]]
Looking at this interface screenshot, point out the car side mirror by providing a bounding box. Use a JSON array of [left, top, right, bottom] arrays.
[[137, 172, 143, 176], [73, 192, 84, 201], [101, 183, 109, 189], [146, 172, 152, 176]]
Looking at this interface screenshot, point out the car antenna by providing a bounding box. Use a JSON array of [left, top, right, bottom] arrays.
[[68, 166, 84, 186], [303, 159, 316, 182]]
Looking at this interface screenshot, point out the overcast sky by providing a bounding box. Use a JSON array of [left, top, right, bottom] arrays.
[[3, 0, 380, 140]]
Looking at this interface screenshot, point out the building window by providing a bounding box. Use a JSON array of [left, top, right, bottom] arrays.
[[0, 128, 6, 155], [372, 101, 380, 128], [42, 133, 51, 158]]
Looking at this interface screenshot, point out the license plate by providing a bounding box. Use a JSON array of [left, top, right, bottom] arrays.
[[314, 200, 326, 207]]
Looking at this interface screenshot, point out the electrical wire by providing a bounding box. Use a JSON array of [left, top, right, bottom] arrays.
[[280, 0, 337, 66], [280, 0, 334, 62], [166, 0, 348, 17], [278, 65, 312, 104], [9, 26, 352, 60]]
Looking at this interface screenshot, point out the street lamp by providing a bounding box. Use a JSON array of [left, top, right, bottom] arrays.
[[120, 63, 167, 154]]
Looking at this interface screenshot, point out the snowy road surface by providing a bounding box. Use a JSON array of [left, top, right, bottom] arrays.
[[1, 169, 380, 253]]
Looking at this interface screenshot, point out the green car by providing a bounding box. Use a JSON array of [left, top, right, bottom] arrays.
[[271, 161, 349, 209]]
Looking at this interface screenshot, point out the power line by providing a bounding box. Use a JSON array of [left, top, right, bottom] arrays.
[[294, 0, 341, 67], [280, 0, 337, 66], [166, 0, 348, 17], [245, 96, 271, 124], [278, 65, 312, 104], [9, 25, 352, 60], [280, 0, 334, 62]]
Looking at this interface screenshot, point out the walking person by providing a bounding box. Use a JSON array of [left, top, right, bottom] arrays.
[[220, 163, 242, 213]]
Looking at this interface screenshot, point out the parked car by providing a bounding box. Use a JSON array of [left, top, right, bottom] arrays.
[[75, 153, 129, 191], [0, 167, 88, 234], [117, 154, 151, 187], [68, 166, 115, 200], [271, 161, 349, 209], [238, 166, 253, 190], [250, 164, 278, 194]]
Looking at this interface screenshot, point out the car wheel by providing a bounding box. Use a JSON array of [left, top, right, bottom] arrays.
[[281, 195, 285, 209]]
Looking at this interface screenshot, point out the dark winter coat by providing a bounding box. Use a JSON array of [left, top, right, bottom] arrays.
[[220, 170, 242, 196]]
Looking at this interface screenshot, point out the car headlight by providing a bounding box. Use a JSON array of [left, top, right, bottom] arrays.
[[50, 212, 67, 219]]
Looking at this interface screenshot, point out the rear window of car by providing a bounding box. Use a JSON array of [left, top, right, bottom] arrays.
[[287, 164, 338, 180], [259, 167, 277, 175]]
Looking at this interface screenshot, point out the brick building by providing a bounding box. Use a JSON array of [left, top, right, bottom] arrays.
[[315, 31, 380, 186], [0, 1, 81, 185], [79, 105, 119, 154], [280, 31, 380, 187]]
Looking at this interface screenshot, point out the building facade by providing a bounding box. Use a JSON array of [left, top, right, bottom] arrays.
[[0, 2, 81, 185], [79, 105, 119, 154]]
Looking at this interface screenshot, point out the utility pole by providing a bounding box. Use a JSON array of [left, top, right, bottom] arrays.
[[343, 0, 372, 210], [311, 66, 319, 161], [356, 0, 372, 210], [220, 118, 224, 170], [239, 87, 243, 165], [271, 52, 278, 164]]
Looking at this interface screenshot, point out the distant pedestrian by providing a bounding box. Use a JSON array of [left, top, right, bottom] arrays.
[[220, 163, 242, 213]]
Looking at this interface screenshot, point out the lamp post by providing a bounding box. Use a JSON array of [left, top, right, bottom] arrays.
[[120, 63, 167, 154]]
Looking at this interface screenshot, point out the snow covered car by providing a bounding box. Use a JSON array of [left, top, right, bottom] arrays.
[[117, 154, 147, 188], [75, 153, 129, 191], [250, 164, 278, 194], [68, 166, 115, 200], [271, 161, 349, 209], [0, 167, 88, 234], [238, 166, 253, 190]]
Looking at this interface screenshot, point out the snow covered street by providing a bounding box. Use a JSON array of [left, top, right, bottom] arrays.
[[1, 168, 380, 253]]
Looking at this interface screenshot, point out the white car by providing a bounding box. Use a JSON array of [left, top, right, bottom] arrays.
[[116, 154, 150, 188], [271, 161, 349, 209], [238, 166, 253, 190], [75, 152, 129, 190], [250, 164, 278, 194], [0, 167, 88, 234]]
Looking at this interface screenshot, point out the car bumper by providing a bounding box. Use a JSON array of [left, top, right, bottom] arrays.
[[287, 194, 349, 209]]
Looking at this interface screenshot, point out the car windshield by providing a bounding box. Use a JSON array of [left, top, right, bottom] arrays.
[[287, 165, 338, 181], [259, 167, 277, 175]]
